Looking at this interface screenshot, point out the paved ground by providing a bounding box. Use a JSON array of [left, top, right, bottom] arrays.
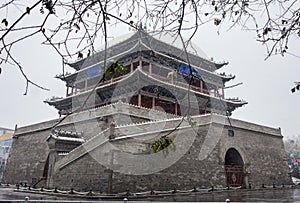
[[156, 188, 300, 202], [1, 186, 300, 202]]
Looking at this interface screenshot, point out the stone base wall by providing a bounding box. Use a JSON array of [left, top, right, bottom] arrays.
[[51, 125, 224, 193], [49, 115, 291, 193], [4, 104, 291, 191], [3, 102, 175, 185]]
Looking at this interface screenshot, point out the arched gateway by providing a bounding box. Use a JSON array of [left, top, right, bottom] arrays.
[[224, 148, 245, 187]]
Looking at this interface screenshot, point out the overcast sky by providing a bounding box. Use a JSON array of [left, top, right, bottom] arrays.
[[0, 8, 299, 140]]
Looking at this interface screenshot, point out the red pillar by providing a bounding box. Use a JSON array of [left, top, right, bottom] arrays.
[[222, 88, 225, 98], [152, 97, 155, 109], [149, 63, 152, 75], [138, 94, 142, 107], [200, 80, 203, 93], [139, 58, 142, 69]]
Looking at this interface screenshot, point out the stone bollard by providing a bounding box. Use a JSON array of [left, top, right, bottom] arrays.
[[87, 189, 93, 196], [225, 198, 230, 203], [25, 196, 29, 203], [125, 189, 131, 197], [123, 197, 128, 203]]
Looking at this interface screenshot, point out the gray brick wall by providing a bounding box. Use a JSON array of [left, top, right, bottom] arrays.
[[4, 104, 291, 192], [49, 115, 291, 193]]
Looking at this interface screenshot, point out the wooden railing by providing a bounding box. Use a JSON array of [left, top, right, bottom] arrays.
[[146, 70, 210, 95], [68, 68, 211, 97]]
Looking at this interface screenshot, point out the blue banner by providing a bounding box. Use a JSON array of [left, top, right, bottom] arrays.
[[86, 65, 101, 78], [177, 64, 201, 78]]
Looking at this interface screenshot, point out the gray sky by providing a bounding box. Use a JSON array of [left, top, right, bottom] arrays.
[[200, 25, 300, 139], [0, 10, 299, 139]]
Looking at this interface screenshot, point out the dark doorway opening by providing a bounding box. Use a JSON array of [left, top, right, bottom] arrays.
[[224, 148, 245, 187]]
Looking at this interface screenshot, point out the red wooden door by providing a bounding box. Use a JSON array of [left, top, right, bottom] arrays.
[[225, 165, 245, 187]]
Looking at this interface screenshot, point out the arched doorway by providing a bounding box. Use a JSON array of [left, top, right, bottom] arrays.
[[224, 148, 245, 187]]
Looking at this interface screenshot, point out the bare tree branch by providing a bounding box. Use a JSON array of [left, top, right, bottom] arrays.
[[0, 0, 299, 94]]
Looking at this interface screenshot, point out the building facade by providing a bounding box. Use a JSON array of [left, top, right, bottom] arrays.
[[0, 127, 13, 135], [4, 30, 291, 192], [0, 127, 13, 181]]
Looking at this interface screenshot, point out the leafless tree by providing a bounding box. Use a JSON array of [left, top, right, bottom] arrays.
[[0, 0, 299, 94]]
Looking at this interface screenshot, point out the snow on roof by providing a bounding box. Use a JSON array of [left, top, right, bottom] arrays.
[[98, 32, 136, 51], [97, 30, 209, 60], [150, 31, 209, 60], [56, 136, 85, 143], [47, 134, 85, 143]]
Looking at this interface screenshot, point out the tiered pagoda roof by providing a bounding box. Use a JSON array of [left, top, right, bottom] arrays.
[[45, 29, 247, 116], [66, 31, 228, 72], [46, 68, 245, 114]]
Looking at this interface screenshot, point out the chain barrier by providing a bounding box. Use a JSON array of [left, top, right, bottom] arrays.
[[12, 183, 294, 199]]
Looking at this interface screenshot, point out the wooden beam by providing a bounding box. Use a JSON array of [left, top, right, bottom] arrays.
[[139, 90, 176, 103]]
